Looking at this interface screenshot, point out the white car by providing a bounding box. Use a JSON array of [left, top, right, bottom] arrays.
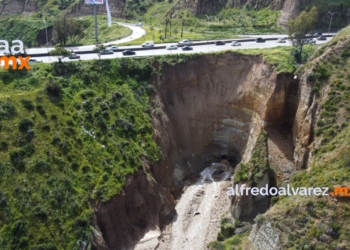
[[277, 38, 287, 43], [106, 46, 119, 51], [231, 41, 241, 46], [142, 41, 154, 47], [166, 45, 178, 50], [178, 39, 192, 45]]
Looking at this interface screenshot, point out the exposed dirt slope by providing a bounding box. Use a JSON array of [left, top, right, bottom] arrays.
[[92, 52, 298, 249], [151, 53, 295, 184]]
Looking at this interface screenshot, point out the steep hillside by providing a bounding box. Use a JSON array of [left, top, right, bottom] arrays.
[[1, 28, 350, 250], [0, 59, 176, 249], [250, 26, 350, 250], [209, 26, 350, 250], [0, 47, 308, 249], [1, 0, 349, 30]]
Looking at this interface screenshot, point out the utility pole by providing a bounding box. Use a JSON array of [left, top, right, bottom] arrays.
[[43, 19, 49, 50], [165, 18, 168, 39], [181, 18, 184, 38], [328, 11, 337, 35], [43, 19, 50, 62], [169, 19, 172, 37], [205, 15, 213, 42], [94, 5, 99, 42]]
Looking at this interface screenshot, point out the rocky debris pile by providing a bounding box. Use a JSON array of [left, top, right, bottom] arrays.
[[249, 220, 280, 250], [211, 160, 233, 180]]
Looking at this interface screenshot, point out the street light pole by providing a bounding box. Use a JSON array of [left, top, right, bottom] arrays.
[[94, 4, 99, 42], [205, 15, 212, 43], [328, 11, 337, 35], [43, 19, 49, 62]]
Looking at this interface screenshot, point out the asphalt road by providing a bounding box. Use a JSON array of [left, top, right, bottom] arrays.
[[1, 22, 333, 64], [30, 38, 330, 63], [24, 22, 146, 57]]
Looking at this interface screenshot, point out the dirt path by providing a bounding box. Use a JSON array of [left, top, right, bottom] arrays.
[[156, 164, 233, 250]]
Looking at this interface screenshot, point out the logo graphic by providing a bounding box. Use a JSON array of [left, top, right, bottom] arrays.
[[0, 40, 30, 70]]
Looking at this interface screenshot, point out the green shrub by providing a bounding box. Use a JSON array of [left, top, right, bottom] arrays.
[[31, 205, 48, 219], [32, 161, 51, 173], [0, 140, 9, 151], [45, 81, 62, 98], [31, 243, 57, 250], [221, 223, 236, 239], [313, 63, 331, 80], [317, 120, 325, 127], [0, 101, 17, 120], [18, 118, 34, 132], [254, 213, 265, 226], [20, 99, 35, 111], [217, 232, 225, 241], [80, 89, 96, 100], [208, 241, 224, 250], [10, 149, 27, 170], [36, 104, 46, 116], [271, 196, 279, 205], [253, 170, 264, 183], [82, 100, 93, 112], [225, 235, 242, 245], [234, 163, 249, 182]]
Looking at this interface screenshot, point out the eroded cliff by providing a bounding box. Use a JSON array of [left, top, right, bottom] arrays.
[[92, 52, 299, 249]]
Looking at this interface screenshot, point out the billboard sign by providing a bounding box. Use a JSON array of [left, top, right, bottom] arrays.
[[84, 0, 104, 5]]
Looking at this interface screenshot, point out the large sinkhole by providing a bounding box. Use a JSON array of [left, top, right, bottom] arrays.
[[152, 53, 297, 186], [93, 53, 299, 250], [145, 53, 299, 249]]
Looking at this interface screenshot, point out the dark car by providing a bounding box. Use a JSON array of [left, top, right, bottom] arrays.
[[317, 36, 327, 41], [28, 58, 39, 64], [122, 50, 136, 56], [215, 41, 225, 45], [182, 46, 193, 51], [100, 49, 114, 55], [69, 53, 80, 59], [255, 38, 265, 43]]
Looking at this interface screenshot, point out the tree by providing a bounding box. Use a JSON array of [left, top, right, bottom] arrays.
[[53, 15, 69, 45], [181, 18, 185, 38], [93, 44, 106, 60], [67, 20, 83, 44], [173, 28, 179, 38], [49, 46, 71, 63], [164, 18, 170, 38], [287, 6, 318, 62], [53, 14, 83, 45]]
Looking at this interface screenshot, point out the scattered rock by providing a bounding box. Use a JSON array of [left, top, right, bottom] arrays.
[[194, 212, 200, 216], [212, 169, 224, 176], [234, 222, 252, 234]]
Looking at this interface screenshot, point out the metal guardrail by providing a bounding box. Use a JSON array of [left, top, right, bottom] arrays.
[[26, 35, 334, 58]]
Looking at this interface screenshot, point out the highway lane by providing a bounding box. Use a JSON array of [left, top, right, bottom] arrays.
[[24, 22, 146, 56], [30, 39, 330, 63]]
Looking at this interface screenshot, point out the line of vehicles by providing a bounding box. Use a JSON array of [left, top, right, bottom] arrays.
[[24, 33, 328, 63], [29, 34, 329, 62]]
